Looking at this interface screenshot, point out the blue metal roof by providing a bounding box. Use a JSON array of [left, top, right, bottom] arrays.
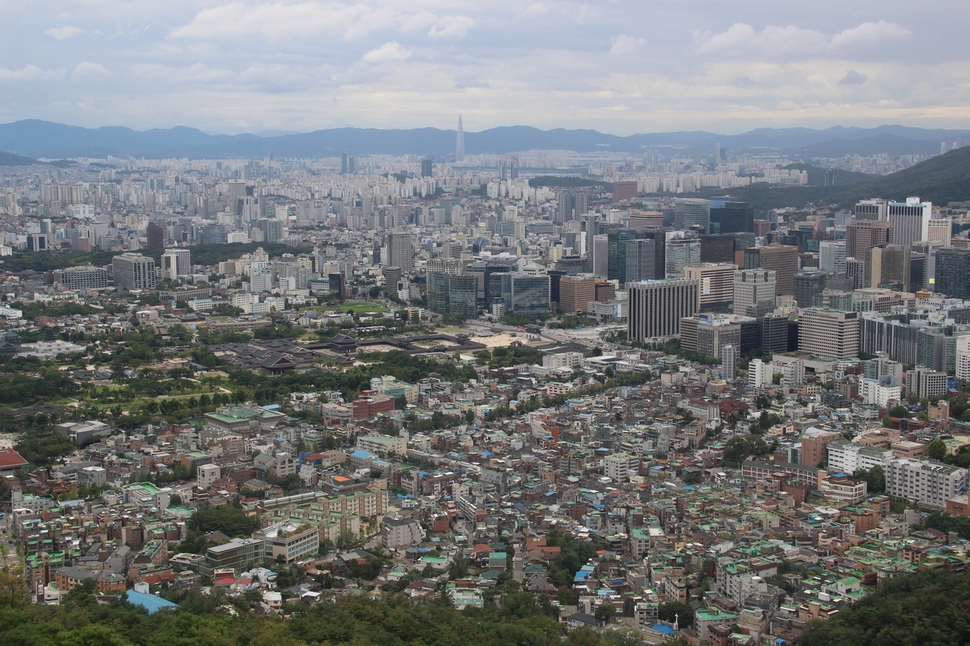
[[126, 590, 178, 614]]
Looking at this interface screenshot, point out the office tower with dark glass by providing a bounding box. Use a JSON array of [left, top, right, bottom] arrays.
[[427, 273, 478, 317], [625, 238, 659, 282], [673, 198, 710, 233], [709, 199, 753, 234], [627, 279, 700, 342], [495, 273, 551, 314], [607, 228, 638, 283], [936, 248, 970, 299]]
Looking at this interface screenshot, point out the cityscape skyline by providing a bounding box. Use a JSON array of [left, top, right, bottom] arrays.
[[1, 1, 969, 135]]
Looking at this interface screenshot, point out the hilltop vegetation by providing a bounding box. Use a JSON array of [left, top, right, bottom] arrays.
[[648, 146, 970, 211], [0, 577, 649, 646], [799, 569, 970, 646]]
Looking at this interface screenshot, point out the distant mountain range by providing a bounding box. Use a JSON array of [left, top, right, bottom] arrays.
[[0, 119, 968, 160]]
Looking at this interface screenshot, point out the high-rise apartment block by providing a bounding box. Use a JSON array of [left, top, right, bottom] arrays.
[[885, 459, 968, 509]]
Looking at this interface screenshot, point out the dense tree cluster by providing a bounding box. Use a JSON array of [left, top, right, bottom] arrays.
[[187, 506, 261, 537], [0, 580, 654, 646], [798, 569, 970, 646]]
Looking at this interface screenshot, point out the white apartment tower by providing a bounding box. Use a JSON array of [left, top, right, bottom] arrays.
[[885, 458, 968, 509]]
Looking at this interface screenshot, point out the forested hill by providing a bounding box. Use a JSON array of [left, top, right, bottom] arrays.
[[683, 144, 970, 211], [798, 569, 970, 646]]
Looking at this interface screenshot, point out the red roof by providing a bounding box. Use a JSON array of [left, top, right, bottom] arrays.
[[0, 449, 28, 469]]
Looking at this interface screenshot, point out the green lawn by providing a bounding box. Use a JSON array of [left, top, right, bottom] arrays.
[[340, 301, 390, 314]]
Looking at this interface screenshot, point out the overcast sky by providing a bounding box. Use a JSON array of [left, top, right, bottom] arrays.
[[2, 1, 968, 135]]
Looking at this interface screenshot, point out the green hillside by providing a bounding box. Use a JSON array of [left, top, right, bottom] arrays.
[[0, 151, 42, 166], [799, 569, 970, 646], [681, 146, 970, 211]]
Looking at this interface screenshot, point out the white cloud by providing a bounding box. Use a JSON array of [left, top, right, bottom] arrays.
[[72, 62, 113, 81], [695, 21, 910, 58], [609, 34, 645, 57], [427, 15, 474, 41], [830, 21, 911, 51], [361, 41, 411, 64], [0, 65, 64, 81], [46, 26, 82, 40], [170, 2, 472, 43]]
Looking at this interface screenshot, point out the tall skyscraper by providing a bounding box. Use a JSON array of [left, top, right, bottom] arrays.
[[385, 232, 414, 274], [684, 263, 737, 310], [819, 240, 847, 274], [146, 222, 165, 250], [257, 218, 283, 244], [936, 248, 970, 299], [888, 197, 932, 247], [847, 220, 893, 261], [625, 239, 659, 282], [854, 198, 888, 221], [421, 159, 433, 178], [455, 115, 465, 162], [627, 279, 700, 342], [592, 234, 609, 278], [607, 228, 638, 283], [866, 244, 911, 290], [665, 236, 700, 279], [673, 198, 710, 233], [709, 199, 753, 234], [734, 269, 776, 317], [556, 190, 589, 223], [744, 245, 798, 296]]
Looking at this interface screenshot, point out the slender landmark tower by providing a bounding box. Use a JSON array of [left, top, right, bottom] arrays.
[[455, 115, 465, 162]]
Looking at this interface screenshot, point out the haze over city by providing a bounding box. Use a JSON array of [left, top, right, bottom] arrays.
[[2, 0, 969, 134]]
